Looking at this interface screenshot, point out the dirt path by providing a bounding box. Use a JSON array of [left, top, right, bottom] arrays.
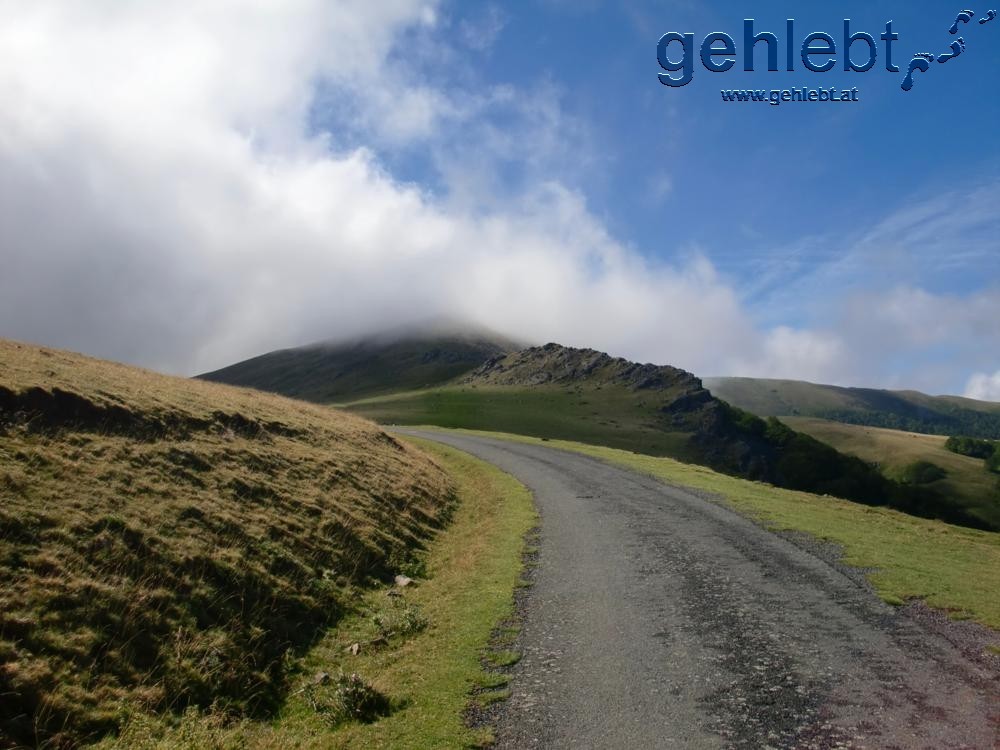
[[398, 429, 999, 749]]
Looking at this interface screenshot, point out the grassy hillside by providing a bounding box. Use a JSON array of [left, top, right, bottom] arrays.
[[199, 324, 522, 404], [421, 429, 1000, 633], [97, 438, 537, 749], [705, 376, 1000, 439], [348, 385, 699, 459], [782, 417, 1000, 530], [0, 340, 455, 748], [347, 344, 993, 530]]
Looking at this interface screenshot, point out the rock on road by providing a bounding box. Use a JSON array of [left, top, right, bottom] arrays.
[[398, 429, 999, 750]]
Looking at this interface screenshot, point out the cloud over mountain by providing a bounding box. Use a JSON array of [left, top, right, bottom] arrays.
[[0, 1, 994, 396]]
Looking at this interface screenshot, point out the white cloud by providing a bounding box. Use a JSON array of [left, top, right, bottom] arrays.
[[736, 327, 847, 384], [965, 372, 1000, 402], [0, 1, 993, 397], [458, 4, 507, 51], [646, 173, 674, 205]]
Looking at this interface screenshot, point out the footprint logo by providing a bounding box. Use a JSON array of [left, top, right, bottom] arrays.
[[903, 8, 998, 90], [938, 37, 967, 62], [902, 53, 936, 90], [950, 9, 976, 33]]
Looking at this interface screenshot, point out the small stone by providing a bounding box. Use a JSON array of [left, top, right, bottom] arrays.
[[347, 642, 360, 656], [313, 671, 331, 685], [395, 574, 413, 587]]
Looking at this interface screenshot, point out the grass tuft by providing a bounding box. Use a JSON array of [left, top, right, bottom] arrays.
[[300, 672, 392, 727], [483, 650, 521, 668], [472, 689, 512, 709], [369, 597, 429, 641]]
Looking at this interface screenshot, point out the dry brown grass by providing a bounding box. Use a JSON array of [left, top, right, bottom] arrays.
[[0, 339, 454, 749]]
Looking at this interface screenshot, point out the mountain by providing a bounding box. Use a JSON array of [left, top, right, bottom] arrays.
[[0, 339, 453, 748], [347, 344, 992, 530], [199, 322, 523, 404], [703, 377, 1000, 439]]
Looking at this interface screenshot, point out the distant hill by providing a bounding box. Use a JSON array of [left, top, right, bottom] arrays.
[[199, 322, 524, 403], [782, 417, 1000, 530], [348, 343, 992, 530], [0, 339, 453, 747], [704, 377, 1000, 439]]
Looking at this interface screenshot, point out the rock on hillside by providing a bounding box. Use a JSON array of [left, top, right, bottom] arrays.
[[465, 343, 728, 449], [465, 343, 701, 392]]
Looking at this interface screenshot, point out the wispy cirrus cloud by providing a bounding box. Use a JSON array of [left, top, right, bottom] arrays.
[[736, 181, 1000, 317], [458, 4, 507, 51]]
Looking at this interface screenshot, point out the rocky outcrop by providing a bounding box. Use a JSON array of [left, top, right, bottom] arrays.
[[465, 343, 702, 393]]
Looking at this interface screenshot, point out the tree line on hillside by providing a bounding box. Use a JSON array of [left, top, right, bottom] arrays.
[[946, 435, 1000, 474], [698, 404, 995, 531], [818, 408, 1000, 440]]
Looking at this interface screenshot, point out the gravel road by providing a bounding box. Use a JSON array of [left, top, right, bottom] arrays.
[[398, 429, 999, 750]]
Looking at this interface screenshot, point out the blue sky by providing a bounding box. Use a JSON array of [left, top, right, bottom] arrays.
[[338, 0, 1000, 392], [0, 0, 997, 396], [381, 0, 1000, 303], [399, 1, 1000, 257]]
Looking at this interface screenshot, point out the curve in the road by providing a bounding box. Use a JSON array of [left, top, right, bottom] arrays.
[[397, 429, 999, 750]]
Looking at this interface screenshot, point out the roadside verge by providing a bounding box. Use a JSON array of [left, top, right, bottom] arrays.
[[104, 437, 536, 749]]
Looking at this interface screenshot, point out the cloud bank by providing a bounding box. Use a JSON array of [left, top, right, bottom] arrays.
[[0, 1, 996, 399], [965, 372, 1000, 402]]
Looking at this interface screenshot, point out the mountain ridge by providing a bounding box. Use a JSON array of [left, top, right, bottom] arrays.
[[201, 329, 997, 530], [344, 342, 992, 529], [705, 376, 1000, 439], [464, 342, 700, 391]]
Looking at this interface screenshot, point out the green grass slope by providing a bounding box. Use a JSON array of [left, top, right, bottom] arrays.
[[705, 376, 1000, 439], [199, 324, 522, 404], [348, 385, 699, 459], [347, 344, 993, 530], [782, 417, 1000, 531], [0, 339, 455, 748]]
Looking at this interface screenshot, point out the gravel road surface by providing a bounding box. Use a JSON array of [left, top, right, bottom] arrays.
[[398, 429, 999, 749]]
